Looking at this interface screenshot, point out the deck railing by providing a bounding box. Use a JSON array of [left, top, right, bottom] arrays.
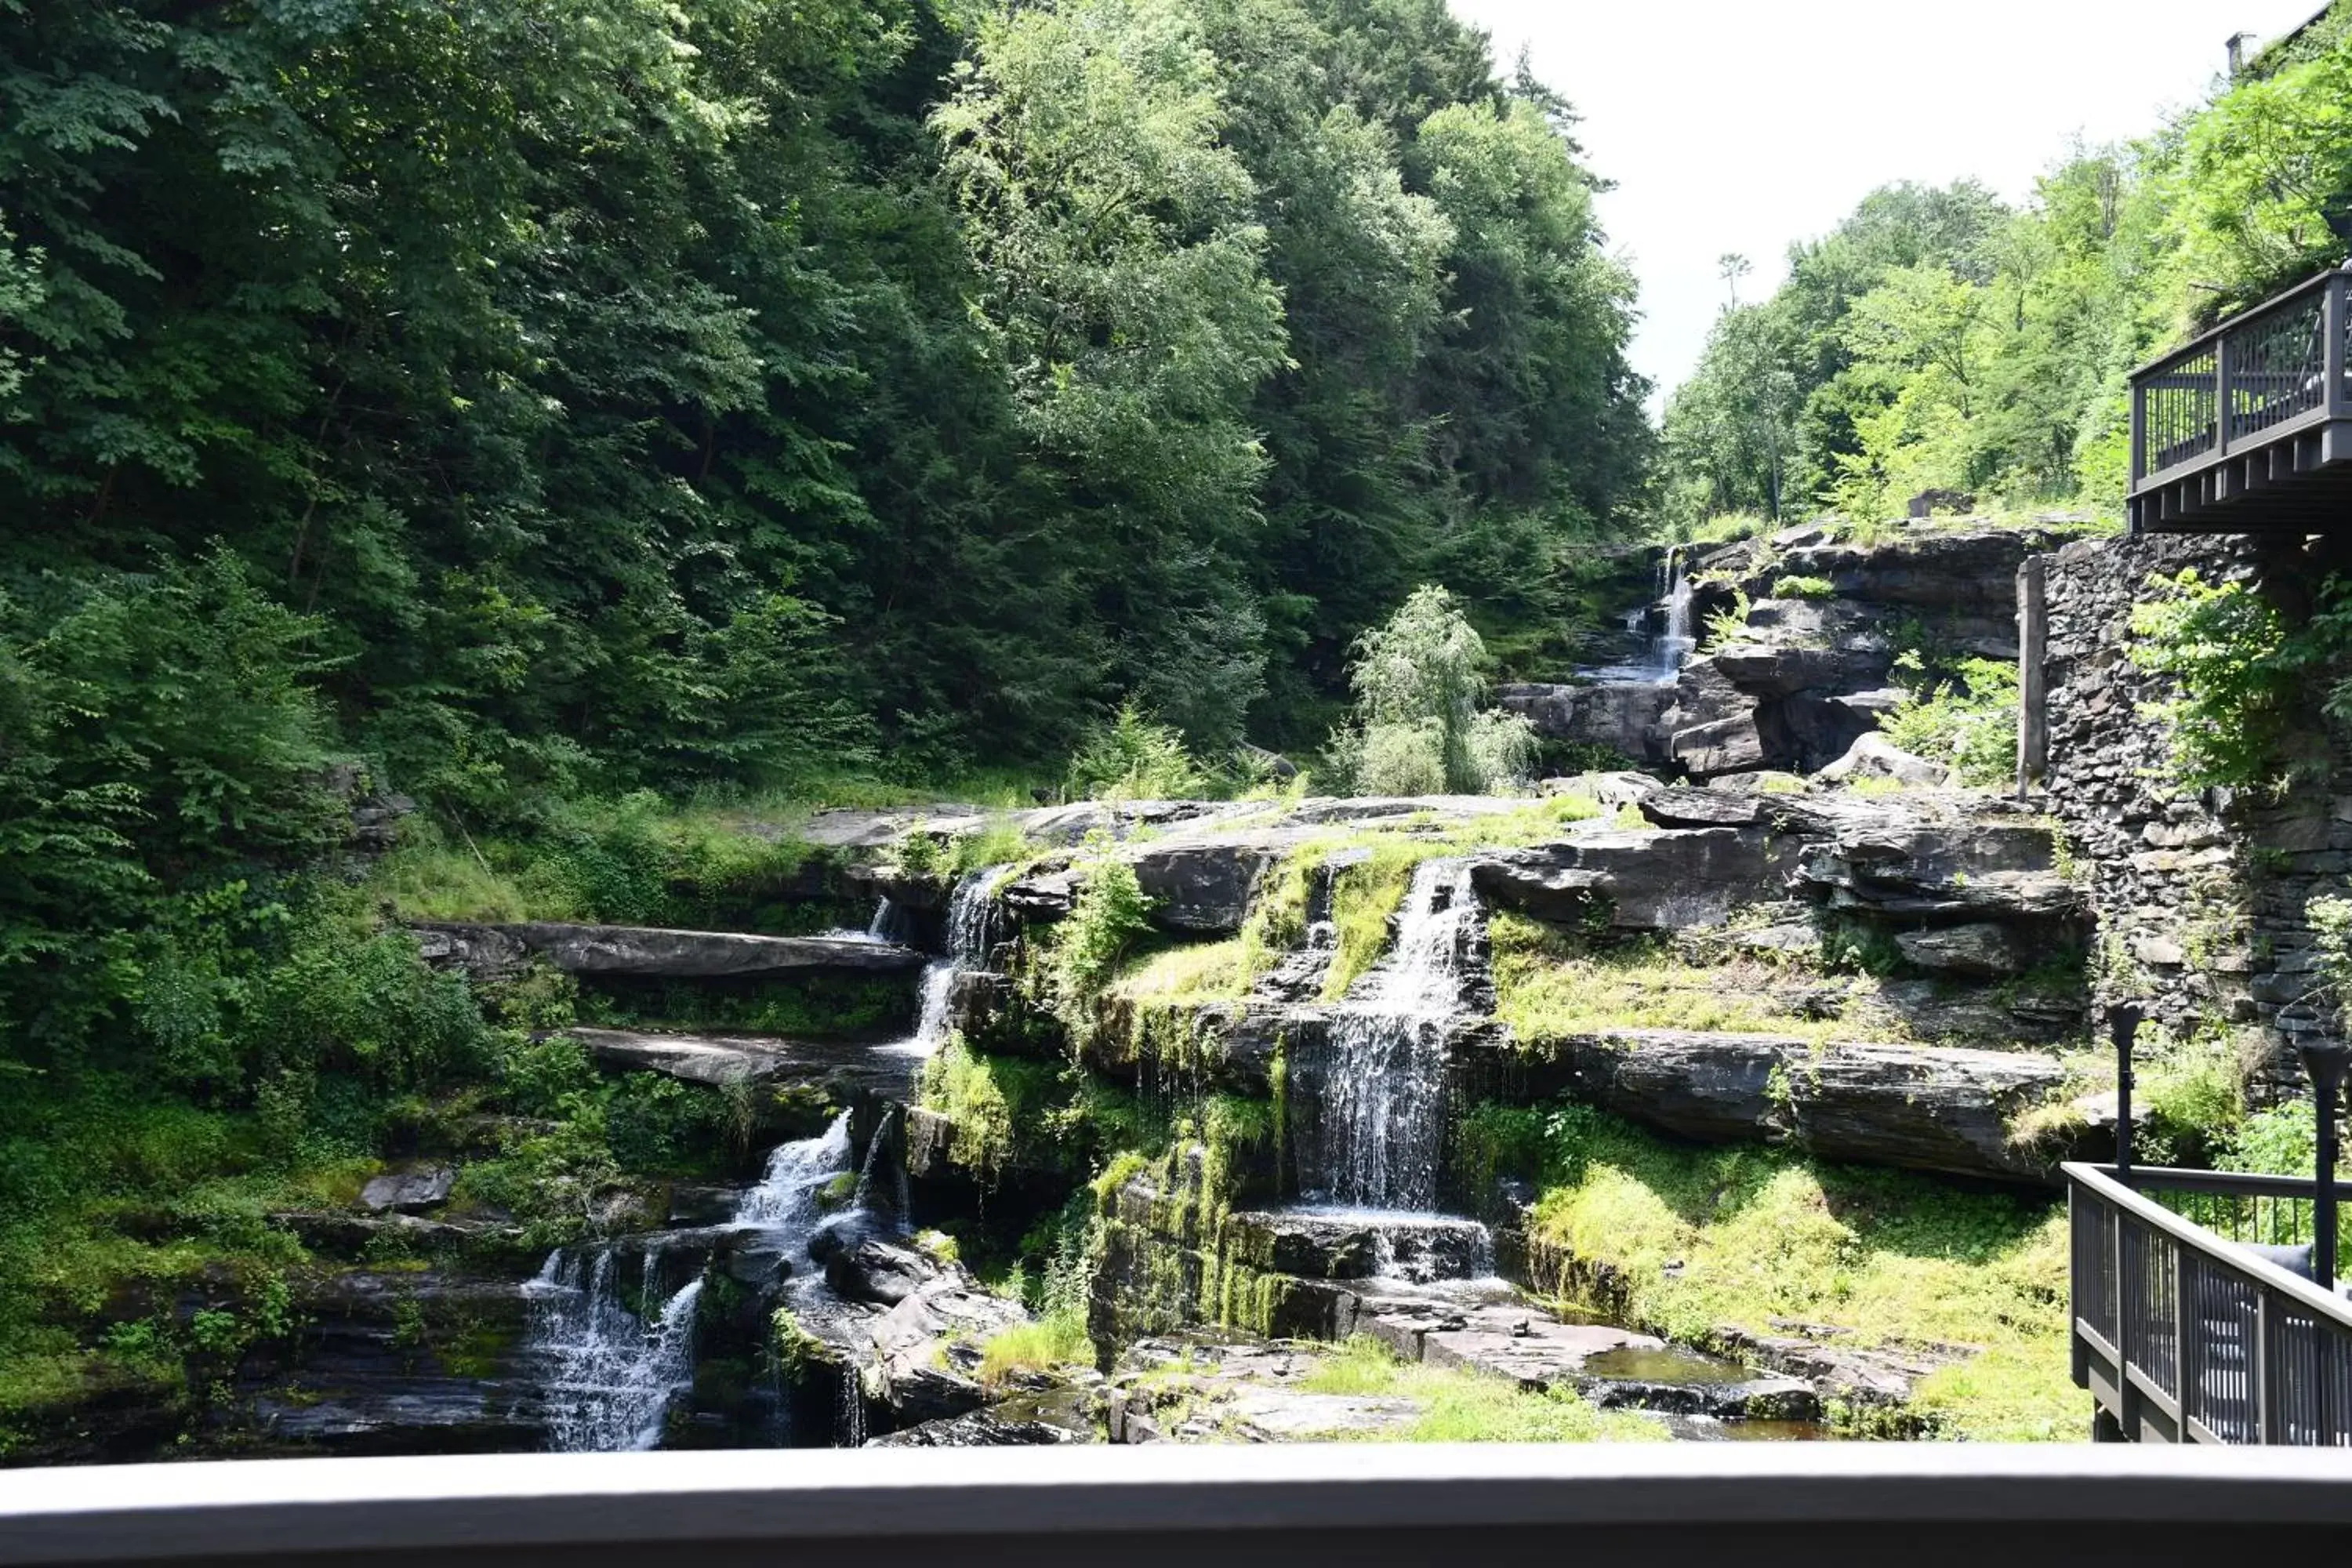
[[2068, 1161, 2352, 1445], [2129, 267, 2352, 491]]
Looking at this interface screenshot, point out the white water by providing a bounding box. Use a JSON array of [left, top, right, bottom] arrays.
[[521, 868, 1014, 1452], [879, 864, 1007, 1062], [527, 1112, 863, 1453], [525, 1249, 705, 1453], [1654, 545, 1694, 677], [1574, 546, 1694, 685], [1308, 860, 1481, 1212]]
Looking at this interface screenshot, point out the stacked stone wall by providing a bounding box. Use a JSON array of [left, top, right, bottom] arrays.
[[2037, 531, 2352, 1096]]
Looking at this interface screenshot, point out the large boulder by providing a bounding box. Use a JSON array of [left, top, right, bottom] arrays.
[[1472, 828, 1800, 931], [1816, 733, 1951, 788], [1483, 1028, 2081, 1183], [1495, 682, 1675, 762], [1896, 922, 2034, 978]]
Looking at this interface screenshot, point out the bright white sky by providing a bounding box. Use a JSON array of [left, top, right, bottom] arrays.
[[1450, 0, 2328, 405]]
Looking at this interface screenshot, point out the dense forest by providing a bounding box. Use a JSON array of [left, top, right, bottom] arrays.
[[9, 0, 2352, 1454], [1661, 8, 2352, 529], [0, 0, 1648, 1430]]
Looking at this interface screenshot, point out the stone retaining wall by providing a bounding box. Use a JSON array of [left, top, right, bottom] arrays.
[[2034, 531, 2352, 1094]]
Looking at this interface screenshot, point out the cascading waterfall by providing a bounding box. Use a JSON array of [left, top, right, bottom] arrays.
[[851, 1107, 912, 1227], [1308, 859, 1481, 1212], [525, 1248, 705, 1453], [884, 863, 1008, 1062], [1654, 545, 1694, 677], [866, 896, 902, 942], [526, 1112, 859, 1453], [521, 869, 1013, 1452]]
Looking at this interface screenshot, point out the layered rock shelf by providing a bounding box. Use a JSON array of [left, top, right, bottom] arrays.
[[412, 921, 928, 981]]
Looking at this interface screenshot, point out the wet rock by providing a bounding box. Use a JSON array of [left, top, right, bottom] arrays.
[[865, 1410, 1076, 1446], [1482, 1029, 2077, 1183], [359, 1167, 456, 1214], [1816, 733, 1951, 788], [564, 1027, 918, 1108], [412, 921, 927, 982], [228, 1272, 543, 1457], [818, 1233, 941, 1307], [1896, 921, 2034, 978], [1225, 1210, 1490, 1282]]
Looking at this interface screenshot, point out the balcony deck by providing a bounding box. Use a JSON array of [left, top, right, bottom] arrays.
[[2128, 264, 2352, 534], [2067, 1161, 2352, 1443]]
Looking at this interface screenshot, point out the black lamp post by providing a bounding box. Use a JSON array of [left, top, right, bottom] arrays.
[[2302, 1040, 2348, 1292], [2111, 1004, 2142, 1180]]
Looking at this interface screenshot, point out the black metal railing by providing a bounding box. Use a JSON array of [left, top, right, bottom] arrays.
[[2069, 1162, 2352, 1445], [2129, 267, 2351, 489]]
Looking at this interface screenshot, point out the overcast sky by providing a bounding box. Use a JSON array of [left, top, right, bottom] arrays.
[[1450, 0, 2328, 405]]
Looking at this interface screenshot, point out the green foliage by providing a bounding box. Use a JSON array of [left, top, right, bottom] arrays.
[[1700, 588, 1752, 652], [2126, 571, 2312, 793], [1664, 20, 2352, 521], [1769, 574, 1836, 600], [1298, 1334, 1661, 1443], [1066, 706, 1208, 802], [1326, 586, 1536, 795], [1504, 1101, 2074, 1441], [1048, 860, 1157, 1017], [1881, 655, 2020, 786]]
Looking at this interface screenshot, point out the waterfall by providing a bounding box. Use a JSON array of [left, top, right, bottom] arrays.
[[1654, 545, 1694, 677], [735, 1112, 855, 1228], [866, 897, 901, 942], [885, 863, 1009, 1062], [526, 1249, 705, 1453], [526, 1112, 859, 1453], [1308, 859, 1481, 1212], [851, 1107, 912, 1229]]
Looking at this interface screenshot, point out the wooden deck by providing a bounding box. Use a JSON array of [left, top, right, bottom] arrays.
[[2068, 1162, 2352, 1443], [2129, 265, 2352, 534]]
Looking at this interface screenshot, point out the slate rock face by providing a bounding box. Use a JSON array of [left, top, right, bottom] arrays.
[[1472, 828, 1800, 931], [1471, 1027, 2080, 1184], [412, 922, 927, 981], [1896, 921, 2034, 978], [359, 1167, 456, 1214], [1496, 681, 1675, 763]]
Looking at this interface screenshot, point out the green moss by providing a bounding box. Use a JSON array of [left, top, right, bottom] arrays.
[[771, 1308, 840, 1377], [976, 1310, 1091, 1385], [1491, 912, 1864, 1044], [1494, 1102, 2074, 1442], [1299, 1337, 1664, 1443]]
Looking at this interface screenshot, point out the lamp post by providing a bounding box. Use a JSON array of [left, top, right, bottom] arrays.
[[2301, 1040, 2348, 1291], [2111, 1004, 2142, 1180]]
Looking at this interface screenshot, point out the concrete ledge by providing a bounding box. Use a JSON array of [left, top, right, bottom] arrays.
[[6, 1446, 2352, 1564]]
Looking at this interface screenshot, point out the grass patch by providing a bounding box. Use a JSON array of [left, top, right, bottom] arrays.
[[1298, 1336, 1663, 1443], [1501, 1102, 2072, 1442], [1109, 939, 1251, 1004], [977, 1310, 1093, 1385], [1491, 913, 1860, 1044]]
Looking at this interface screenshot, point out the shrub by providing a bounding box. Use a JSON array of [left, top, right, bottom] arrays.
[[1065, 705, 1205, 801], [1881, 655, 2019, 786], [1048, 859, 1156, 1011], [1324, 586, 1531, 796], [1770, 574, 1836, 600], [2126, 571, 2311, 794]]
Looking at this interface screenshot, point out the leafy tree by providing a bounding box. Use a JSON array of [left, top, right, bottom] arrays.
[[1327, 585, 1534, 794]]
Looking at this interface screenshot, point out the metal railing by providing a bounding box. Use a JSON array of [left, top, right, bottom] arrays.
[[2129, 267, 2352, 490], [2069, 1161, 2352, 1445], [9, 1446, 2352, 1566]]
